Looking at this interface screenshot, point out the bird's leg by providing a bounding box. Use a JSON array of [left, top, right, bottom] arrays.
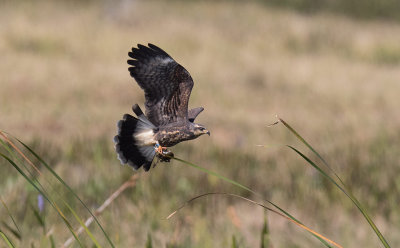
[[154, 143, 174, 162], [154, 143, 167, 154]]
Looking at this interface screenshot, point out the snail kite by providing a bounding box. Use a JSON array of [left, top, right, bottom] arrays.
[[114, 43, 210, 171]]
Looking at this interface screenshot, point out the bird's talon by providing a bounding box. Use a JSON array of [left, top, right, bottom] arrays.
[[154, 143, 167, 154]]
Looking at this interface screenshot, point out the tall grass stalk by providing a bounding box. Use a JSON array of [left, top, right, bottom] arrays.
[[260, 214, 270, 248], [278, 118, 390, 248], [62, 174, 139, 247], [231, 235, 239, 248], [0, 230, 15, 248], [168, 192, 341, 248], [0, 131, 112, 247], [171, 158, 340, 248], [0, 151, 84, 247], [63, 201, 101, 248], [1, 115, 390, 247], [12, 135, 115, 247], [0, 197, 21, 239]]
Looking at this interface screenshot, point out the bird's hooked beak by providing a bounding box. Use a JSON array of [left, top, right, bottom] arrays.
[[194, 124, 210, 136]]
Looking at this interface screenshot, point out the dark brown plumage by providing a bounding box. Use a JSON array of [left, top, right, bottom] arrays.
[[114, 43, 209, 171]]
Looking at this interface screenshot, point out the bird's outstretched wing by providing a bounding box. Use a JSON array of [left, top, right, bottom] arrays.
[[128, 43, 194, 126], [188, 107, 204, 122]]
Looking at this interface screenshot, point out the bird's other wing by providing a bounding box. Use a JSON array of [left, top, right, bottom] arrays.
[[188, 107, 204, 122], [128, 43, 194, 126]]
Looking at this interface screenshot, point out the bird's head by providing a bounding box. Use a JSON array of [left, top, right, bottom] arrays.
[[191, 123, 210, 137]]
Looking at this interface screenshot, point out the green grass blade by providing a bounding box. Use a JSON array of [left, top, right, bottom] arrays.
[[172, 157, 335, 247], [279, 118, 390, 247], [0, 132, 41, 175], [287, 145, 390, 248], [278, 118, 330, 167], [0, 230, 15, 248], [279, 119, 351, 192], [145, 233, 153, 248], [31, 205, 45, 229], [231, 235, 239, 248], [0, 139, 38, 180], [287, 146, 345, 193], [0, 152, 84, 248], [173, 157, 256, 194], [14, 137, 115, 248], [169, 192, 339, 248], [0, 197, 21, 239], [251, 191, 333, 248], [0, 222, 21, 241], [49, 234, 56, 248], [260, 215, 269, 248], [0, 136, 50, 214], [63, 200, 102, 248], [0, 139, 15, 159]]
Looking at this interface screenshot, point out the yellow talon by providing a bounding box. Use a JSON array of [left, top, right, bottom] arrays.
[[155, 143, 166, 154]]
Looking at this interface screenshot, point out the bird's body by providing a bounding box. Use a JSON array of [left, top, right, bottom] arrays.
[[155, 124, 204, 147], [114, 43, 209, 171], [132, 121, 202, 147]]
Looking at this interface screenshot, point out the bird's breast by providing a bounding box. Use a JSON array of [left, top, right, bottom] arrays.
[[155, 128, 192, 147]]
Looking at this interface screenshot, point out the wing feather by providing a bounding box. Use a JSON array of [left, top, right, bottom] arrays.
[[128, 43, 194, 126], [188, 107, 204, 122]]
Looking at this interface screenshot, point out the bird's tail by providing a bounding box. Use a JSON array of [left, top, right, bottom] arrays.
[[114, 104, 156, 171]]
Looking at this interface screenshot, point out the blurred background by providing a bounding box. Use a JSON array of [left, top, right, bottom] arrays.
[[1, 0, 400, 247]]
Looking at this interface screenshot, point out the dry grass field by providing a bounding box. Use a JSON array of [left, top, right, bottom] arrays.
[[1, 0, 400, 247]]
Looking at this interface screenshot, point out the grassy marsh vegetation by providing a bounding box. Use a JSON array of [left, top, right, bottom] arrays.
[[1, 0, 400, 247]]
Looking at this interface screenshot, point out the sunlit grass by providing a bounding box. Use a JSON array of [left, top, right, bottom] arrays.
[[278, 118, 390, 247], [3, 117, 392, 247], [2, 130, 343, 247], [2, 118, 391, 247], [0, 132, 116, 247], [1, 0, 400, 246], [1, 125, 398, 246]]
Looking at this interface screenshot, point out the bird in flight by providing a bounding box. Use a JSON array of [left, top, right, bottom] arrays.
[[114, 43, 210, 171]]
